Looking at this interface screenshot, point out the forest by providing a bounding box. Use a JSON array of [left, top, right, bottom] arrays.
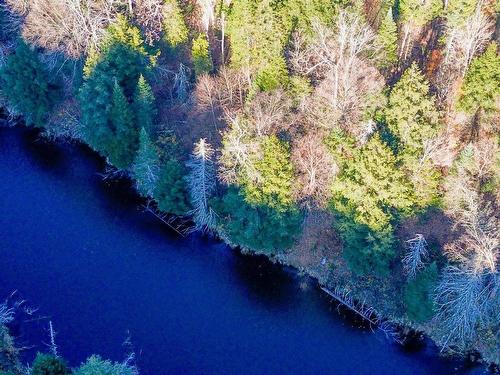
[[0, 0, 499, 371]]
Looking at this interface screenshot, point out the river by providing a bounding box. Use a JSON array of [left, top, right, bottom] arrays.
[[0, 126, 483, 374]]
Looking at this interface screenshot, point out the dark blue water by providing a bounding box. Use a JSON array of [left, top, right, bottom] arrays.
[[0, 127, 483, 374]]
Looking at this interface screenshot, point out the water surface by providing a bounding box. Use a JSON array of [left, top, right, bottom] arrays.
[[0, 127, 481, 374]]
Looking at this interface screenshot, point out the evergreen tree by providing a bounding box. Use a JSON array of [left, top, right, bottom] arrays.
[[32, 354, 70, 375], [458, 43, 500, 114], [191, 34, 213, 77], [243, 135, 295, 211], [133, 75, 156, 136], [398, 0, 442, 26], [385, 63, 439, 153], [154, 160, 190, 216], [227, 0, 289, 91], [444, 0, 478, 28], [218, 187, 302, 253], [79, 16, 147, 168], [329, 132, 413, 275], [107, 81, 138, 169], [376, 7, 398, 68], [404, 262, 439, 322], [74, 355, 137, 375], [133, 128, 161, 197], [330, 133, 414, 231], [0, 40, 58, 126], [162, 0, 189, 48]]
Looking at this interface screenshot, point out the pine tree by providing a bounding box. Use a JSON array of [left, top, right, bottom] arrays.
[[108, 81, 138, 169], [385, 63, 439, 153], [133, 128, 160, 197], [133, 75, 156, 136], [376, 7, 398, 68], [0, 40, 58, 126], [458, 43, 500, 114], [191, 34, 213, 77]]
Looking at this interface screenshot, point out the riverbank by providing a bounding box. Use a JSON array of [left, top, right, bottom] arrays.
[[0, 120, 495, 373]]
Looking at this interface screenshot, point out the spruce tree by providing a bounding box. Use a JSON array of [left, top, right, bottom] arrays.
[[133, 128, 160, 197], [191, 34, 213, 77], [329, 132, 414, 275], [154, 160, 190, 216], [385, 63, 439, 153], [108, 81, 138, 169], [162, 0, 189, 48], [32, 353, 70, 375], [376, 7, 398, 68], [243, 135, 295, 211], [458, 43, 500, 114], [0, 40, 57, 126], [133, 75, 156, 136], [79, 16, 147, 168], [218, 187, 302, 253]]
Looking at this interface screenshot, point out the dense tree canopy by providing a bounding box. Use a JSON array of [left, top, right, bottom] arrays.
[[0, 40, 58, 126]]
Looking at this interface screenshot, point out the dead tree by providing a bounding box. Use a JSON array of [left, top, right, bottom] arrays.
[[291, 132, 337, 205], [289, 11, 383, 133], [402, 234, 429, 279], [186, 139, 217, 232], [5, 0, 124, 57]]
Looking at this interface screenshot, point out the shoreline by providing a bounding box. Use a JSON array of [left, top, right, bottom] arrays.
[[0, 117, 495, 373]]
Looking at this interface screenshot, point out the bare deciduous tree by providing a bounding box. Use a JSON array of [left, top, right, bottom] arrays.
[[443, 4, 494, 77], [246, 90, 293, 136], [5, 0, 124, 57], [134, 0, 165, 44], [218, 117, 262, 185], [186, 139, 217, 232], [402, 234, 429, 279], [196, 0, 216, 32], [434, 265, 498, 351], [291, 132, 337, 205], [289, 11, 384, 133]]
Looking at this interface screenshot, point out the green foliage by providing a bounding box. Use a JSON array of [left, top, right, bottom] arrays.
[[191, 34, 213, 76], [444, 0, 478, 28], [0, 40, 58, 126], [398, 0, 442, 26], [242, 135, 295, 210], [336, 216, 396, 276], [133, 75, 156, 136], [74, 355, 137, 375], [32, 354, 70, 375], [226, 0, 289, 91], [458, 43, 500, 114], [218, 188, 302, 253], [404, 262, 439, 323], [328, 132, 413, 275], [162, 0, 189, 48], [80, 17, 148, 169], [153, 160, 190, 216], [385, 63, 439, 153], [107, 81, 139, 169], [376, 8, 398, 68], [133, 128, 160, 197], [329, 132, 413, 231]]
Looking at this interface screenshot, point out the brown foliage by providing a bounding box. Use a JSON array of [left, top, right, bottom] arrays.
[[291, 131, 337, 205]]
